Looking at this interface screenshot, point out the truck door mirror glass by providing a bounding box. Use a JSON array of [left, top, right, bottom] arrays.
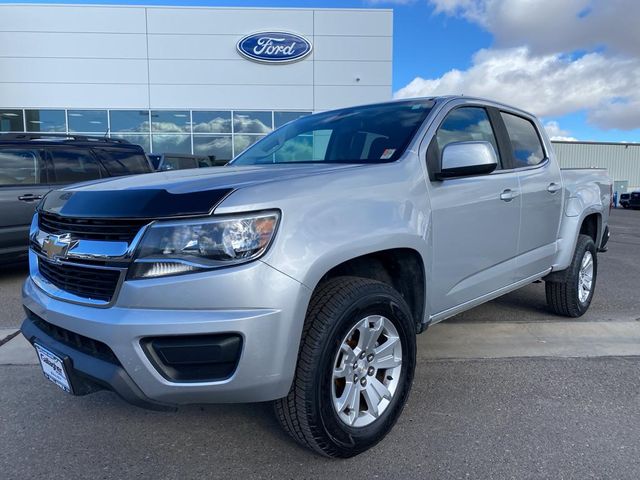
[[436, 141, 498, 180]]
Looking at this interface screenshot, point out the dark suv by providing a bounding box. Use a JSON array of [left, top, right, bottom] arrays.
[[630, 191, 640, 210], [0, 134, 152, 263], [619, 193, 630, 208]]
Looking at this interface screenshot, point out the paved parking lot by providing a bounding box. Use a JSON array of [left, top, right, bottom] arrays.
[[1, 208, 639, 479]]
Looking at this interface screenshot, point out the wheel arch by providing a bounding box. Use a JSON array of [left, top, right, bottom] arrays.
[[309, 247, 427, 334]]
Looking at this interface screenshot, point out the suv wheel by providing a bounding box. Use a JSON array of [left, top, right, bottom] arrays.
[[545, 234, 597, 317], [275, 276, 416, 458]]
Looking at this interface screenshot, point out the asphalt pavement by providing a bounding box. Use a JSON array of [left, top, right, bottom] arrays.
[[0, 208, 639, 479]]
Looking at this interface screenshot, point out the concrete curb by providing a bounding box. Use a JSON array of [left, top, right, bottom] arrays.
[[420, 321, 640, 359], [2, 320, 640, 366]]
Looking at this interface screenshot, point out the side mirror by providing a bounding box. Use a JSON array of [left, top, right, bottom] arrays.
[[436, 141, 498, 180]]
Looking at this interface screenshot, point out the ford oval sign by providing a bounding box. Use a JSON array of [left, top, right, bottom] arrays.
[[237, 31, 312, 64]]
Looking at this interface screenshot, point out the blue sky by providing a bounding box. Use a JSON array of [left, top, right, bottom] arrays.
[[7, 0, 640, 142]]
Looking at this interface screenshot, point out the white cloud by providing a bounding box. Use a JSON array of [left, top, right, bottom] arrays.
[[395, 0, 640, 131], [395, 47, 640, 121], [429, 0, 640, 56], [543, 121, 577, 142]]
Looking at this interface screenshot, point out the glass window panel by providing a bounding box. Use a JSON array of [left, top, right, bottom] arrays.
[[151, 134, 192, 154], [435, 107, 499, 161], [109, 110, 150, 133], [500, 112, 546, 167], [0, 110, 24, 132], [93, 149, 152, 176], [49, 149, 102, 184], [233, 99, 434, 165], [233, 111, 272, 134], [274, 111, 311, 128], [151, 110, 190, 133], [67, 110, 108, 133], [25, 109, 65, 132], [0, 149, 44, 185], [234, 135, 265, 155], [110, 134, 150, 153], [193, 135, 232, 162], [273, 135, 313, 163], [192, 111, 232, 133]]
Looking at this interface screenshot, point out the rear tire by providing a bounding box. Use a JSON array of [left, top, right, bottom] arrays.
[[275, 276, 416, 458], [545, 234, 597, 317]]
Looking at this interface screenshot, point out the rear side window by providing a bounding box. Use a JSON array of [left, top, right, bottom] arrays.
[[93, 148, 151, 176], [500, 112, 546, 168], [49, 149, 103, 184], [0, 149, 45, 185]]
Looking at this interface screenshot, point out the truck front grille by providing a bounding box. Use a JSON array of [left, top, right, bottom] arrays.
[[39, 211, 149, 242], [38, 258, 121, 303]]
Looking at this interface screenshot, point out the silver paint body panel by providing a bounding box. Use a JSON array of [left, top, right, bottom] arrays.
[[22, 96, 611, 404]]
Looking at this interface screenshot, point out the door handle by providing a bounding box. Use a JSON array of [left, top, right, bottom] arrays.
[[500, 189, 519, 202], [18, 194, 43, 202], [547, 182, 561, 193]]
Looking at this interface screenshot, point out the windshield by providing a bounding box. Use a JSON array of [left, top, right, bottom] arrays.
[[230, 99, 435, 165]]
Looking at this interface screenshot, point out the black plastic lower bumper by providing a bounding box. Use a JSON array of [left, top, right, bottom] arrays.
[[21, 313, 176, 412]]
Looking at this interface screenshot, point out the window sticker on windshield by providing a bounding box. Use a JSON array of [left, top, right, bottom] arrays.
[[380, 148, 396, 159]]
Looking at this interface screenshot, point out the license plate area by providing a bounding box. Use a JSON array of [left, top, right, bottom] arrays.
[[34, 343, 73, 394]]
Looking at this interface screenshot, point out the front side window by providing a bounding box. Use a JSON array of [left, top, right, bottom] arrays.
[[500, 112, 545, 167], [232, 100, 434, 165], [48, 149, 102, 184], [0, 149, 44, 185], [434, 107, 499, 160]]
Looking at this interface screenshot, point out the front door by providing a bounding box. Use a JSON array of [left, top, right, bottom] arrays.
[[426, 106, 522, 315]]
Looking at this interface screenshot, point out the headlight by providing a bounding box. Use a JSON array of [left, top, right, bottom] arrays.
[[128, 211, 279, 279]]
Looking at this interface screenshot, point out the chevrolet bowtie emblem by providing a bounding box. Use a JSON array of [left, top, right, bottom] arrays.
[[41, 233, 78, 262]]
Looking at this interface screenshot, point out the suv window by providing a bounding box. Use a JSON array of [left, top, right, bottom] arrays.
[[435, 107, 499, 158], [500, 112, 545, 168], [0, 149, 45, 185], [93, 148, 151, 176], [48, 149, 103, 184]]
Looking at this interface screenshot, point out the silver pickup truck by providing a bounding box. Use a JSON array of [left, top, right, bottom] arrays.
[[21, 96, 611, 458]]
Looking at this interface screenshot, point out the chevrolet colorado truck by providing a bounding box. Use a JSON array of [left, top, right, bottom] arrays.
[[21, 96, 611, 458]]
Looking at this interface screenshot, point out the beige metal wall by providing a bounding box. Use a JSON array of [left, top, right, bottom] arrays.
[[552, 141, 640, 191]]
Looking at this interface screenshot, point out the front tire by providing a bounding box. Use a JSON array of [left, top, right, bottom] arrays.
[[545, 234, 597, 317], [275, 276, 416, 458]]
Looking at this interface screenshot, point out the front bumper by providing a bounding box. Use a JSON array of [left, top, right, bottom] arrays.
[[22, 260, 311, 407]]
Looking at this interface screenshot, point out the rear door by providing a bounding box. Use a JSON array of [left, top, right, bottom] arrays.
[[92, 147, 153, 176], [0, 147, 50, 258], [499, 111, 563, 278], [426, 105, 522, 314]]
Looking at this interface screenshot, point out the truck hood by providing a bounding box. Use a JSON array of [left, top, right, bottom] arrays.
[[40, 164, 361, 218]]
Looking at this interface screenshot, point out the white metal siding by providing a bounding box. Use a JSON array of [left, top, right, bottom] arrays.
[[0, 4, 392, 111], [552, 142, 640, 191]]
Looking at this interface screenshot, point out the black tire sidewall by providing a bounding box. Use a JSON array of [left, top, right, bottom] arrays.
[[572, 236, 598, 314], [313, 288, 416, 455]]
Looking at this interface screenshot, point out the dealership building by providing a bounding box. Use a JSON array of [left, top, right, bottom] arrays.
[[1, 3, 639, 191], [0, 3, 392, 161]]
